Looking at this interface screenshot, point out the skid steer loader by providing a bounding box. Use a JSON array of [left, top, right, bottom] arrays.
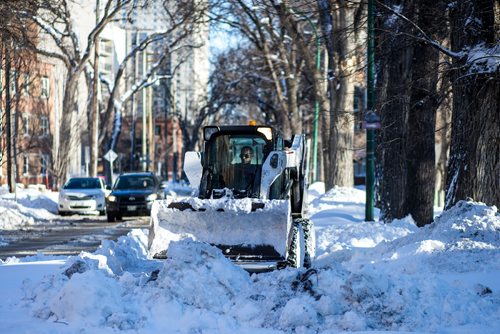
[[148, 125, 315, 272]]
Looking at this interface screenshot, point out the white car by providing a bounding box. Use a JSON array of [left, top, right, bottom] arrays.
[[58, 177, 110, 216]]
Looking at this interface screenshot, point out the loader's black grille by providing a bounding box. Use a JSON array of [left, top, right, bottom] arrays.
[[215, 244, 282, 261], [167, 201, 266, 212]]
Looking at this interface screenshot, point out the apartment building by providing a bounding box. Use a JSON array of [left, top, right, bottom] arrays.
[[0, 52, 60, 189], [117, 0, 209, 180], [1, 0, 209, 188]]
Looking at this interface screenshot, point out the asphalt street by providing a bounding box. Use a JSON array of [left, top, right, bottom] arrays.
[[0, 215, 149, 260]]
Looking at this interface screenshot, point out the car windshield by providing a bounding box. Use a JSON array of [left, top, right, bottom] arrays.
[[114, 175, 155, 190], [205, 134, 267, 195], [63, 178, 101, 189]]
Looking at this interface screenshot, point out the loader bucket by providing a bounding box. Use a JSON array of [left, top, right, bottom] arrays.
[[148, 196, 292, 266]]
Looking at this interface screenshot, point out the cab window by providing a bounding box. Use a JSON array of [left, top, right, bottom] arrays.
[[205, 134, 268, 196]]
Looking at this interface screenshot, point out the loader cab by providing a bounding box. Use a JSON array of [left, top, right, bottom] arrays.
[[199, 125, 283, 199]]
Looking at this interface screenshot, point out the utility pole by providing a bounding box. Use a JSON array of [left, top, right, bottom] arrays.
[[172, 119, 178, 182], [365, 0, 377, 221], [130, 31, 138, 171], [5, 48, 16, 193], [148, 80, 154, 172], [163, 71, 171, 180], [311, 20, 320, 183], [90, 0, 100, 177], [141, 48, 148, 171]]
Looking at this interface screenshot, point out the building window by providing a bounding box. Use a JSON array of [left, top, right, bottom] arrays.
[[10, 70, 17, 94], [23, 115, 29, 136], [23, 73, 30, 96], [40, 116, 49, 136], [40, 155, 48, 175], [105, 43, 112, 54], [41, 76, 50, 98], [353, 86, 365, 113], [23, 155, 29, 175]]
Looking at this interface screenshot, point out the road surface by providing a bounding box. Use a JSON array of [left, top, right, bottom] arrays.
[[0, 215, 149, 260]]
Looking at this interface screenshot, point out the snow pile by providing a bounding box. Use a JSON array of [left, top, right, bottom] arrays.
[[368, 200, 500, 273], [21, 234, 254, 332], [314, 215, 418, 265], [313, 186, 366, 205], [1, 187, 499, 333], [312, 200, 500, 332], [0, 190, 58, 231]]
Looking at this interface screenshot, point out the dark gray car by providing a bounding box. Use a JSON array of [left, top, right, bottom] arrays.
[[106, 172, 164, 222]]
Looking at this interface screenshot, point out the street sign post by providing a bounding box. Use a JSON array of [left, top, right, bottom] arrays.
[[103, 150, 118, 185], [104, 150, 118, 162]]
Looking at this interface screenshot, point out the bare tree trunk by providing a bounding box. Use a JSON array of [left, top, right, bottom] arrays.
[[446, 76, 500, 208], [286, 67, 301, 135], [406, 0, 441, 226], [53, 73, 78, 187], [376, 1, 415, 222], [328, 0, 356, 188], [445, 1, 500, 209], [90, 27, 100, 176], [436, 97, 450, 207], [318, 0, 335, 187]]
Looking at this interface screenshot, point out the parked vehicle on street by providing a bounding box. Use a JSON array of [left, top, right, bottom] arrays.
[[58, 177, 110, 216], [106, 172, 164, 222]]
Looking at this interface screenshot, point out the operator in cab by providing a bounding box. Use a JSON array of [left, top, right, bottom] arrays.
[[234, 146, 258, 194]]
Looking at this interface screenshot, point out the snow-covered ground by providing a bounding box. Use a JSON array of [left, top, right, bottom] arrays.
[[0, 187, 59, 247], [0, 183, 499, 333]]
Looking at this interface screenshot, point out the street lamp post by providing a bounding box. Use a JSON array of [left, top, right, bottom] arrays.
[[149, 74, 172, 179], [162, 74, 171, 180], [311, 24, 320, 183], [274, 1, 321, 182], [365, 0, 378, 221], [141, 50, 148, 172]]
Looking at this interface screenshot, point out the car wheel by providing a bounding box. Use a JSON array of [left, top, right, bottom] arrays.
[[107, 213, 115, 222], [116, 215, 123, 221]]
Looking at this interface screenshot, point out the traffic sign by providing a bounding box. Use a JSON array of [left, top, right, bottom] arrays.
[[104, 149, 118, 162], [362, 121, 381, 129]]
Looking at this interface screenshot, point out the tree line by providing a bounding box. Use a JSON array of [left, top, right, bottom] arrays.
[[1, 0, 498, 227], [1, 0, 211, 189], [206, 0, 499, 226]]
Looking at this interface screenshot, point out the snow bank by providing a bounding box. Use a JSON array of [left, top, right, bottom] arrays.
[[9, 198, 498, 333], [1, 187, 499, 333], [21, 232, 258, 332], [310, 199, 500, 333], [367, 200, 500, 273], [0, 190, 58, 231]]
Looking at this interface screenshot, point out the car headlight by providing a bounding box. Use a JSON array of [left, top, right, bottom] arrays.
[[107, 195, 117, 202], [146, 194, 158, 201]]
